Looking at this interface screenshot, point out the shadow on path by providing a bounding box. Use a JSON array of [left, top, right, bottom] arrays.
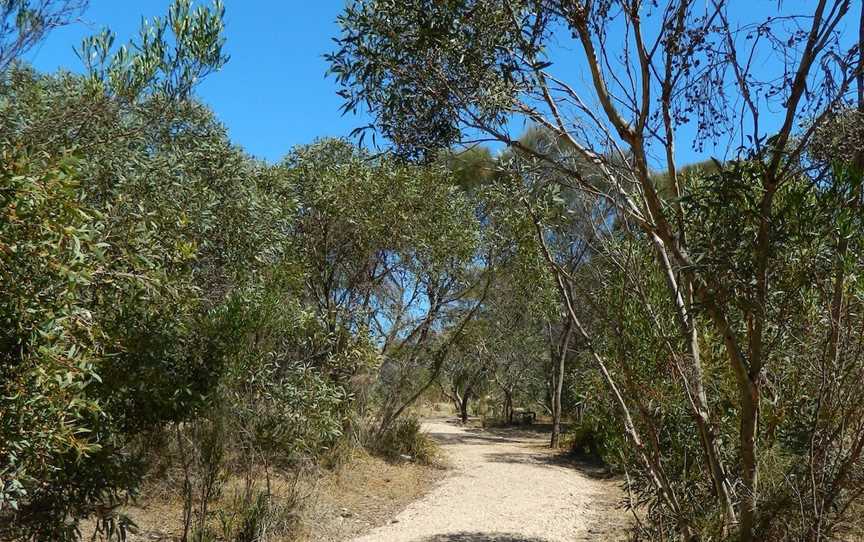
[[428, 431, 524, 446], [482, 451, 614, 480], [429, 420, 616, 481], [416, 533, 551, 542]]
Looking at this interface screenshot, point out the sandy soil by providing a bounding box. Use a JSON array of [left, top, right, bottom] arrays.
[[305, 451, 445, 541], [352, 419, 631, 542], [80, 450, 444, 542]]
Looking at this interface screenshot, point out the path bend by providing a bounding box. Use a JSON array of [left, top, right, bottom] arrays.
[[352, 419, 630, 542]]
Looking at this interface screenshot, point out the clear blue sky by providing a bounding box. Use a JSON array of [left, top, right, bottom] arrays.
[[27, 0, 361, 163]]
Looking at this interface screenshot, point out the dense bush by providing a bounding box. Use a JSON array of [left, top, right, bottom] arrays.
[[330, 0, 864, 538], [1, 26, 477, 539], [8, 1, 863, 541], [374, 416, 439, 465], [1, 5, 352, 536]]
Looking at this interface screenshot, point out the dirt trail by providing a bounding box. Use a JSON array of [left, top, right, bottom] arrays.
[[352, 419, 631, 542]]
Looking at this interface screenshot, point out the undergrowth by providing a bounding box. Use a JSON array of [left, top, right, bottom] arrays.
[[374, 417, 439, 465]]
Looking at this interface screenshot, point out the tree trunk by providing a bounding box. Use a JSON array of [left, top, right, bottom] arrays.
[[645, 232, 738, 529], [459, 389, 472, 424], [529, 206, 694, 536], [551, 320, 573, 448], [500, 390, 511, 425], [739, 381, 760, 542], [702, 294, 761, 542], [448, 385, 462, 417]]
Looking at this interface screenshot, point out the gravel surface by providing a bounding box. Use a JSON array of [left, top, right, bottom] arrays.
[[352, 419, 631, 542]]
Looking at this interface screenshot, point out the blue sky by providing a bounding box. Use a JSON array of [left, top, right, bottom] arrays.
[[25, 1, 860, 167], [27, 0, 359, 163]]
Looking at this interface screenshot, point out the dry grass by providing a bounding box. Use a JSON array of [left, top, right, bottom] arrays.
[[408, 401, 455, 419], [80, 448, 445, 542], [302, 449, 446, 541], [80, 494, 185, 541]]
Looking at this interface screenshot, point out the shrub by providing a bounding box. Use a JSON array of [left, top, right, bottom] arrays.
[[565, 421, 602, 461], [374, 417, 438, 464], [216, 489, 301, 542]]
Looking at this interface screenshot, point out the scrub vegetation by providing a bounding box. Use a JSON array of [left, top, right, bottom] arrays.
[[2, 1, 864, 541]]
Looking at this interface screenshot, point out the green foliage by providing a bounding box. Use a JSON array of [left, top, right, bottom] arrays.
[[76, 0, 227, 102], [562, 157, 864, 538], [565, 419, 604, 461], [285, 138, 479, 283], [0, 152, 108, 537], [6, 1, 861, 540], [329, 0, 524, 158], [374, 416, 438, 465], [681, 160, 826, 317], [438, 146, 497, 192], [2, 43, 483, 540], [0, 1, 247, 536], [211, 272, 362, 463], [218, 490, 299, 542], [0, 1, 88, 71]]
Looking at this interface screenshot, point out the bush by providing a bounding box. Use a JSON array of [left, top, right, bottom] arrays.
[[565, 421, 602, 461], [374, 417, 438, 464], [216, 489, 302, 542]]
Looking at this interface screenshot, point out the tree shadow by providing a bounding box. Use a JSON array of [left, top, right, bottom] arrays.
[[476, 422, 567, 439], [428, 430, 524, 446], [431, 419, 615, 480], [416, 533, 552, 542], [464, 426, 549, 441], [440, 417, 562, 436], [483, 450, 616, 480]]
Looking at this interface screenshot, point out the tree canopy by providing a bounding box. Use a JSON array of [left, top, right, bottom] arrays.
[[2, 2, 864, 541]]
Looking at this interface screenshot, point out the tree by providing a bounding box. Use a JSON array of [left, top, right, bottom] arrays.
[[441, 322, 491, 423], [279, 139, 490, 436], [330, 1, 864, 539], [0, 2, 235, 537], [0, 0, 87, 72]]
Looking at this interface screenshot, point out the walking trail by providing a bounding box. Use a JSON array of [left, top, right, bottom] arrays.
[[352, 419, 631, 542]]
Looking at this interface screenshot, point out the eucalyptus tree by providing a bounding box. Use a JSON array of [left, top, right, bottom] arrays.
[[485, 284, 549, 427], [281, 139, 489, 435], [440, 320, 492, 423], [0, 0, 87, 72], [438, 276, 549, 426], [0, 1, 237, 538], [440, 128, 606, 444], [373, 257, 492, 434], [504, 126, 620, 446], [330, 1, 864, 539]]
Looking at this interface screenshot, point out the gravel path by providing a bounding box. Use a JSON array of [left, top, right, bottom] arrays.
[[352, 419, 631, 542]]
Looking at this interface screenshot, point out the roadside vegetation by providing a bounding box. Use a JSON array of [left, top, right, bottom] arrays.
[[2, 1, 864, 541]]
